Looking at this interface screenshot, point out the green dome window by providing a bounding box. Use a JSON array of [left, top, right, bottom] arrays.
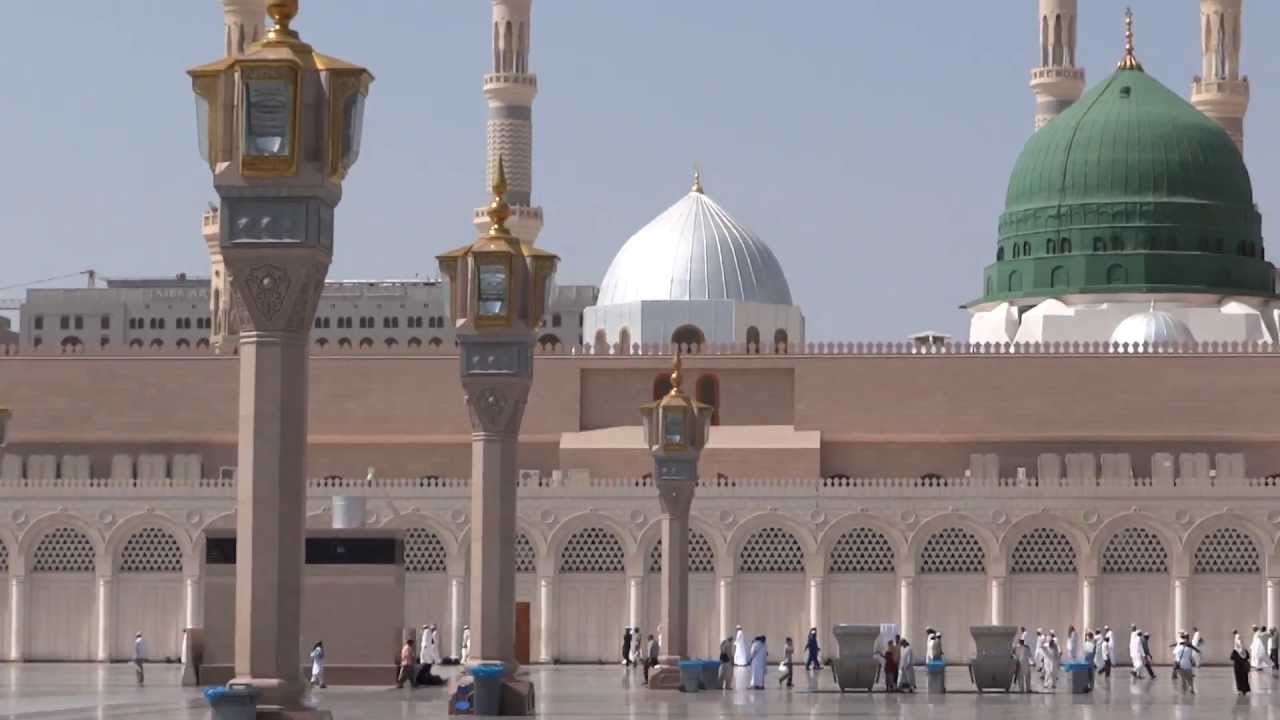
[[974, 63, 1272, 308]]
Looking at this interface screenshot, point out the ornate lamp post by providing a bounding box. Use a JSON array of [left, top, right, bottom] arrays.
[[437, 159, 558, 695], [640, 354, 713, 689], [187, 1, 371, 712], [0, 407, 10, 449]]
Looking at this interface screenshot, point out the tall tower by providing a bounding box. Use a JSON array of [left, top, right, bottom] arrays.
[[1030, 0, 1086, 130], [1191, 0, 1249, 152], [205, 0, 267, 352], [474, 0, 544, 245]]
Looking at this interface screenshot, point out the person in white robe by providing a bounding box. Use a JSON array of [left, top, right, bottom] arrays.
[[1129, 627, 1145, 677], [734, 626, 749, 667], [1191, 627, 1202, 653], [419, 625, 431, 668], [1014, 639, 1033, 693], [749, 636, 768, 689], [1042, 633, 1060, 690], [309, 641, 326, 688], [632, 627, 643, 667], [1250, 626, 1269, 671], [1033, 630, 1045, 678], [896, 639, 916, 692], [1066, 626, 1080, 663], [431, 625, 442, 663], [926, 632, 941, 662], [1094, 629, 1109, 677], [460, 625, 471, 664]]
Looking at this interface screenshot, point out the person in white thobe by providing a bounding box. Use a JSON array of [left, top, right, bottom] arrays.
[[1129, 628, 1145, 676], [133, 633, 145, 685], [430, 625, 441, 663], [1191, 627, 1202, 653], [1042, 635, 1060, 690], [460, 625, 471, 664], [896, 640, 916, 692], [1014, 640, 1033, 693], [734, 626, 749, 666], [1250, 626, 1269, 670], [419, 625, 432, 668], [309, 642, 326, 688], [1066, 627, 1080, 663], [749, 637, 768, 689], [926, 632, 942, 662], [1033, 630, 1045, 678]]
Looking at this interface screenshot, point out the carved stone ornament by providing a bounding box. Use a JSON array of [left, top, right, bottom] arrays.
[[466, 386, 524, 433], [226, 260, 329, 334], [245, 264, 291, 320]]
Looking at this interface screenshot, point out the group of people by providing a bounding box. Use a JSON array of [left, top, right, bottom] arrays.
[[707, 626, 824, 690], [1229, 625, 1279, 695], [395, 623, 452, 689], [877, 633, 916, 692], [620, 627, 660, 683]]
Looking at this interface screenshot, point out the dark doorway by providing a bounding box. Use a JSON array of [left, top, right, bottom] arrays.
[[514, 602, 532, 664]]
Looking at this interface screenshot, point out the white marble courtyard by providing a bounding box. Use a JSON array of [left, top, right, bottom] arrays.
[[1, 663, 1278, 719]]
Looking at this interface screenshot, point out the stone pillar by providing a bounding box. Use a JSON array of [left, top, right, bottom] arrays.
[[990, 575, 1007, 625], [655, 481, 694, 671], [537, 575, 554, 663], [899, 576, 914, 642], [627, 575, 643, 631], [97, 575, 113, 662], [460, 336, 533, 674], [718, 576, 735, 643], [224, 255, 329, 709], [184, 574, 203, 629], [8, 575, 24, 661], [1173, 576, 1189, 634], [1081, 575, 1097, 631], [449, 574, 466, 659], [808, 576, 824, 642]]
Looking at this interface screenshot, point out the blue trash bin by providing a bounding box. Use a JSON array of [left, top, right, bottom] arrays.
[[926, 661, 946, 694], [203, 685, 258, 720], [471, 664, 506, 716], [1064, 661, 1091, 694], [700, 660, 720, 689], [679, 661, 703, 692]]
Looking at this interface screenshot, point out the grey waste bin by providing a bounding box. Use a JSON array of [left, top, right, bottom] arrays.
[[699, 661, 720, 689], [471, 664, 506, 715], [680, 661, 703, 692], [203, 685, 258, 720], [1065, 662, 1091, 693], [927, 661, 946, 694]]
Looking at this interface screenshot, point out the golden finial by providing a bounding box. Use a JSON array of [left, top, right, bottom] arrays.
[[1117, 7, 1144, 71], [669, 350, 683, 393], [266, 0, 301, 42], [487, 156, 513, 236], [691, 163, 703, 194]]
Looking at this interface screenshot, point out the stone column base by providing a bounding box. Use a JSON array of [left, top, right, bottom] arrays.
[[500, 678, 537, 715], [647, 665, 683, 690], [256, 711, 333, 720]]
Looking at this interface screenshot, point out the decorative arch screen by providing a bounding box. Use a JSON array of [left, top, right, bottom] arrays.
[[404, 528, 448, 573], [648, 529, 716, 574], [1193, 527, 1261, 574], [918, 527, 986, 574], [515, 532, 537, 574], [31, 527, 96, 573], [828, 528, 895, 573], [559, 527, 625, 574], [119, 527, 183, 573], [1010, 527, 1078, 574], [0, 541, 8, 573], [737, 527, 805, 574], [1101, 527, 1169, 574]]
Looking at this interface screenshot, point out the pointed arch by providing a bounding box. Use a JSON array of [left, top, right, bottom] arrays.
[[725, 512, 816, 578], [16, 512, 103, 576], [635, 513, 725, 577], [105, 511, 194, 576], [906, 512, 1000, 576], [379, 512, 462, 575], [999, 512, 1089, 575], [547, 511, 637, 575], [1089, 513, 1178, 576], [454, 516, 549, 576], [816, 513, 907, 577], [1177, 512, 1274, 577]]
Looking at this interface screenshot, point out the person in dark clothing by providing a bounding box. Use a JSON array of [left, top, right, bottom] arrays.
[[622, 628, 634, 667], [804, 628, 821, 671], [1140, 632, 1155, 679], [1232, 647, 1252, 695], [642, 635, 659, 684]]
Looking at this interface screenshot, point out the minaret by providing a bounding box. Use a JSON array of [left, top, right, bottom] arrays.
[[473, 0, 544, 245], [1191, 0, 1249, 152], [222, 0, 266, 57], [205, 0, 267, 352], [1030, 0, 1086, 130]]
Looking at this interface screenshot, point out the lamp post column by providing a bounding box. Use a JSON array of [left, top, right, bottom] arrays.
[[655, 480, 695, 676]]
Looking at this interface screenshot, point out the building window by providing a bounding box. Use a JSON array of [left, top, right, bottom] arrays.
[[149, 339, 164, 349], [100, 316, 110, 330], [176, 339, 190, 349], [1046, 239, 1055, 255], [773, 328, 789, 353], [1012, 244, 1020, 259], [1093, 237, 1105, 252], [33, 315, 44, 331], [1060, 238, 1071, 254], [359, 338, 373, 349], [73, 315, 83, 330], [385, 338, 399, 348], [315, 338, 328, 349], [60, 316, 70, 330], [1021, 241, 1031, 257], [1050, 266, 1069, 288], [746, 326, 761, 353], [1109, 236, 1123, 252], [552, 313, 562, 328], [428, 337, 443, 347], [314, 316, 324, 329], [996, 247, 1004, 261], [537, 333, 561, 349], [696, 374, 720, 426], [338, 338, 352, 349], [671, 325, 705, 350], [1106, 264, 1127, 285]]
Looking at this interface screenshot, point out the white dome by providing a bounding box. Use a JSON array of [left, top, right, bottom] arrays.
[[1109, 309, 1197, 346], [597, 188, 793, 306]]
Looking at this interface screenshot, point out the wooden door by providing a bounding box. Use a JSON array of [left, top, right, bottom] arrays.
[[515, 602, 531, 664]]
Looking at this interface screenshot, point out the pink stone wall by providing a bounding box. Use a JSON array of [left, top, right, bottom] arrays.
[[3, 352, 1279, 478]]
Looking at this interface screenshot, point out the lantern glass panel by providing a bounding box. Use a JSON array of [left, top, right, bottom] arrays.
[[244, 78, 294, 156], [477, 261, 509, 318], [194, 93, 211, 162], [341, 91, 367, 170], [663, 409, 685, 446]]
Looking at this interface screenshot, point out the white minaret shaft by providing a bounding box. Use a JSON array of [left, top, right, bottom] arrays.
[[222, 0, 266, 57], [1030, 0, 1086, 130], [474, 0, 544, 244], [1191, 0, 1249, 152]]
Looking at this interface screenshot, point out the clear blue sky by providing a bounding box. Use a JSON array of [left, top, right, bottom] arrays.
[[0, 1, 1276, 340]]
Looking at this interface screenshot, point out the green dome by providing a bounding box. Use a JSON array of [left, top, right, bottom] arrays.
[[978, 67, 1271, 307]]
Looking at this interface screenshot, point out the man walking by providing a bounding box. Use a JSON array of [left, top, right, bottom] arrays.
[[643, 634, 659, 684], [396, 639, 415, 688], [804, 628, 821, 671], [132, 632, 145, 685], [1173, 634, 1196, 694]]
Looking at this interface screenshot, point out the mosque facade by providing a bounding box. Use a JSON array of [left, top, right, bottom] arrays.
[[0, 0, 1277, 677]]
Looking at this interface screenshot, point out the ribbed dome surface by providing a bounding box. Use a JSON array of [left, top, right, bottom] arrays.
[[1109, 309, 1197, 346], [1006, 69, 1252, 210], [597, 190, 793, 306]]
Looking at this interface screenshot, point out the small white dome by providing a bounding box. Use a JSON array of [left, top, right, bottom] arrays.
[[1109, 309, 1197, 347], [597, 187, 793, 306]]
